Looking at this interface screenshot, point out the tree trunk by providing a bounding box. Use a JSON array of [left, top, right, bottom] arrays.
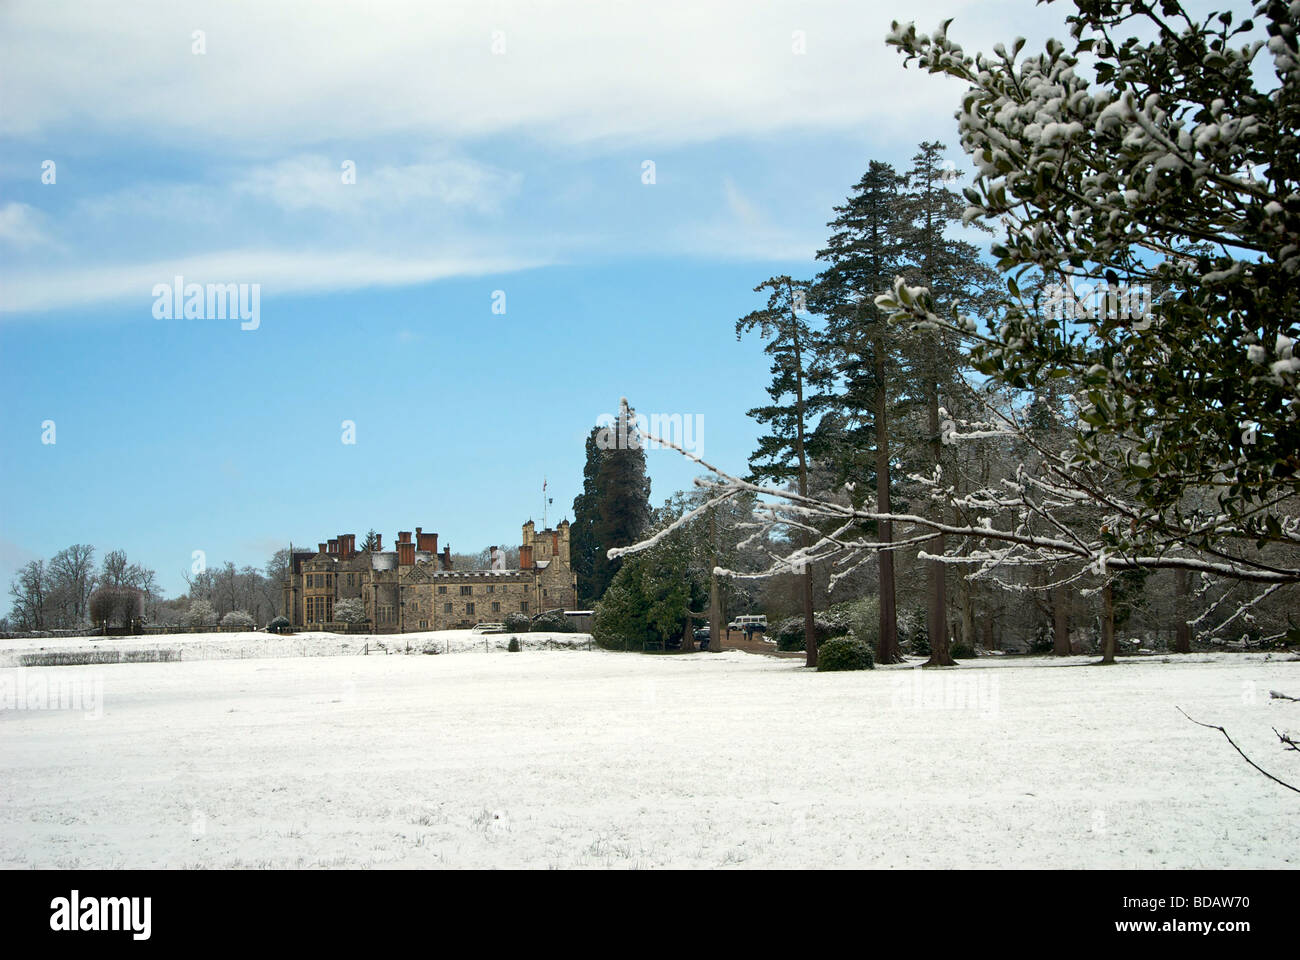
[[923, 379, 953, 667], [709, 509, 723, 654], [1100, 582, 1116, 664], [789, 281, 817, 669], [1174, 568, 1192, 653], [960, 575, 975, 650], [1052, 581, 1071, 656], [873, 352, 901, 664]]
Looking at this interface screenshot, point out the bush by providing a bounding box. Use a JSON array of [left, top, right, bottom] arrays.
[[220, 610, 255, 629], [950, 641, 976, 660], [268, 615, 291, 634], [182, 599, 216, 628], [531, 609, 576, 633], [503, 612, 530, 633], [775, 614, 851, 652], [507, 637, 521, 652], [816, 637, 874, 672], [847, 596, 881, 651]]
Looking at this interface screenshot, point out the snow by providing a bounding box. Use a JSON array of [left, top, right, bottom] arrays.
[[0, 629, 591, 666], [1, 648, 1297, 868]]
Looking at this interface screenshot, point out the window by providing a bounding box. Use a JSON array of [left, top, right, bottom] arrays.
[[487, 584, 494, 594], [543, 589, 548, 597], [520, 601, 529, 613], [460, 585, 473, 596], [444, 603, 453, 614], [466, 603, 475, 615], [419, 620, 428, 629], [306, 574, 314, 588], [438, 585, 447, 595], [347, 573, 354, 587], [491, 601, 500, 613]]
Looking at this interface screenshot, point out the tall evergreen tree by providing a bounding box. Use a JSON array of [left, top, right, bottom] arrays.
[[570, 427, 603, 603], [736, 276, 824, 667], [812, 161, 910, 664], [587, 399, 652, 600], [897, 141, 1001, 666]]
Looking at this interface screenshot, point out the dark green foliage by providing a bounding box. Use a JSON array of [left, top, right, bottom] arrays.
[[507, 637, 521, 652], [816, 637, 875, 672], [950, 641, 976, 660], [573, 403, 652, 603], [592, 543, 694, 651], [503, 611, 530, 633], [268, 615, 291, 634], [531, 609, 576, 633], [886, 6, 1300, 570], [774, 612, 851, 651]]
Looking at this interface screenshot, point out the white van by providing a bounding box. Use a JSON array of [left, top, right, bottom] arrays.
[[728, 615, 768, 632]]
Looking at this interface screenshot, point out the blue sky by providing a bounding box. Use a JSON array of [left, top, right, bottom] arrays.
[[0, 0, 1074, 597]]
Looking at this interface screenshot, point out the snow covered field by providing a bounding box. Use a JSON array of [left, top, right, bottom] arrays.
[[0, 629, 591, 667], [2, 648, 1297, 868]]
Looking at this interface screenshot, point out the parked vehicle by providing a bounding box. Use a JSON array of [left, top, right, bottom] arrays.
[[470, 622, 507, 634], [727, 615, 767, 634], [693, 625, 710, 651]]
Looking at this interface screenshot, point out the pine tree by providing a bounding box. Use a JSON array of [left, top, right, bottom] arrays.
[[587, 399, 652, 600], [812, 161, 910, 664], [570, 427, 603, 603], [897, 141, 1001, 666], [736, 276, 823, 666]]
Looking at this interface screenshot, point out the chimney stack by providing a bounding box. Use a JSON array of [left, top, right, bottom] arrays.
[[397, 541, 415, 566], [318, 542, 327, 554], [442, 545, 452, 570], [374, 534, 382, 552]]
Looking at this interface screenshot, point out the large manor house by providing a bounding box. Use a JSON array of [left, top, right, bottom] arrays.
[[281, 520, 578, 632]]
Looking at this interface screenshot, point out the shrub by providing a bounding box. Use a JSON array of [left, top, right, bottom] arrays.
[[950, 641, 976, 660], [268, 616, 291, 634], [531, 609, 575, 633], [816, 637, 874, 672], [182, 599, 217, 628], [220, 610, 255, 629], [503, 612, 530, 633], [775, 614, 850, 652], [847, 596, 881, 651], [507, 637, 521, 652]]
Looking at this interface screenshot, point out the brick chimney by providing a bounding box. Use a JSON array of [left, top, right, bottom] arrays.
[[374, 534, 382, 552], [328, 539, 338, 554], [416, 528, 438, 554], [520, 544, 533, 569], [441, 545, 452, 570], [397, 541, 415, 566], [318, 542, 327, 554]]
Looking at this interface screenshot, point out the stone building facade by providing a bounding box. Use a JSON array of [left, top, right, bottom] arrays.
[[282, 521, 577, 632]]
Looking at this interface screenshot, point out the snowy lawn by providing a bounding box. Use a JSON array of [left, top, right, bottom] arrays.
[[1, 649, 1297, 868]]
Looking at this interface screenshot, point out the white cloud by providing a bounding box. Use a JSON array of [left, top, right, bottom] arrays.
[[0, 248, 551, 315], [234, 154, 522, 214], [0, 202, 57, 250], [0, 0, 1057, 149]]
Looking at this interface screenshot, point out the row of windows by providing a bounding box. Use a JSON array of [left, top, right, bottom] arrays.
[[436, 584, 502, 595], [440, 601, 526, 615], [306, 573, 333, 589], [304, 596, 333, 623]]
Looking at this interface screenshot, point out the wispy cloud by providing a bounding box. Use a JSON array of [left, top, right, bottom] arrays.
[[0, 249, 551, 316]]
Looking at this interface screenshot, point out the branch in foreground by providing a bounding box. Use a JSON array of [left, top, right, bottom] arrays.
[[1177, 707, 1299, 796]]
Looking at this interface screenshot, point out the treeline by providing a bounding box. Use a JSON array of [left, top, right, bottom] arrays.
[[4, 544, 290, 632]]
